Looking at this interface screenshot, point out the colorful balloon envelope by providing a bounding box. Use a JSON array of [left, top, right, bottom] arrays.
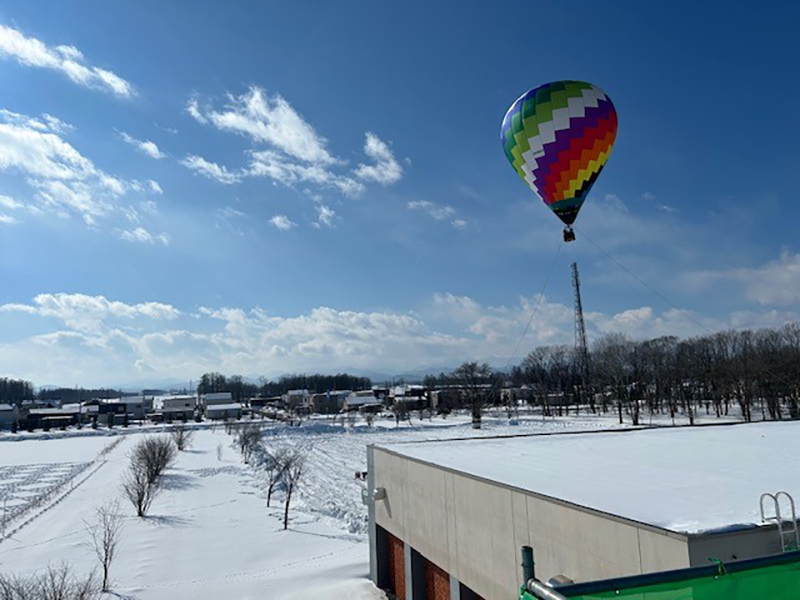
[[501, 81, 617, 238]]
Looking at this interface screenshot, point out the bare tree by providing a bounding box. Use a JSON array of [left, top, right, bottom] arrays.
[[452, 361, 492, 429], [121, 460, 160, 518], [84, 501, 123, 592], [170, 423, 195, 451], [282, 447, 308, 530], [262, 445, 291, 507], [0, 564, 99, 600], [390, 401, 409, 427], [364, 412, 376, 427], [133, 436, 176, 484], [235, 423, 262, 464]]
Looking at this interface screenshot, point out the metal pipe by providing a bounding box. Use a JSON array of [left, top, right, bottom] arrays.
[[521, 546, 535, 582], [526, 579, 569, 600]]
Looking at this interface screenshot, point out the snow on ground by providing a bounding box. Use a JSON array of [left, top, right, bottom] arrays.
[[385, 420, 800, 534], [0, 412, 629, 599]]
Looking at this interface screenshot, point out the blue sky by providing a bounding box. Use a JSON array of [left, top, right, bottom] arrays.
[[0, 1, 797, 387]]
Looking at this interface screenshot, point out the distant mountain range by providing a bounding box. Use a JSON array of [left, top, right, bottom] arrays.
[[37, 356, 515, 392]]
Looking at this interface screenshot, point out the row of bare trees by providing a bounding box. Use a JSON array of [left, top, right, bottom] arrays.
[[229, 423, 308, 529], [511, 323, 800, 425]]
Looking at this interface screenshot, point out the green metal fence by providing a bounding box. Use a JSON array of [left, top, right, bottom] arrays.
[[520, 552, 800, 600]]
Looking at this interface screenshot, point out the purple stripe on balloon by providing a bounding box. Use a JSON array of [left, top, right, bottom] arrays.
[[532, 99, 613, 184]]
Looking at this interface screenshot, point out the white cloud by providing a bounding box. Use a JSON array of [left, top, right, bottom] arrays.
[[407, 200, 465, 227], [0, 109, 73, 134], [686, 250, 800, 306], [187, 88, 403, 198], [249, 150, 364, 196], [186, 97, 207, 124], [0, 194, 22, 210], [148, 180, 163, 194], [0, 214, 19, 224], [120, 132, 165, 159], [0, 290, 796, 386], [203, 87, 337, 164], [0, 24, 134, 97], [181, 154, 241, 184], [120, 227, 170, 246], [604, 193, 628, 212], [269, 214, 297, 231], [354, 132, 403, 185], [315, 204, 336, 228]]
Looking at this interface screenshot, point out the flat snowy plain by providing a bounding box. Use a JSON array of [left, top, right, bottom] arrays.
[[0, 410, 692, 599]]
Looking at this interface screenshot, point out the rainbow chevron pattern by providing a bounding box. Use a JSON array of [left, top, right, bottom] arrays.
[[501, 81, 617, 226]]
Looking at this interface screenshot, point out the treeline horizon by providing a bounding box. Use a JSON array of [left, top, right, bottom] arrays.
[[503, 321, 800, 425], [1, 321, 798, 424]]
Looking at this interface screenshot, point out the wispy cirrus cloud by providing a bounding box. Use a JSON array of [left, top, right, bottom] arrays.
[[181, 154, 241, 184], [684, 249, 800, 306], [354, 132, 403, 185], [119, 227, 170, 246], [119, 131, 165, 159], [407, 200, 466, 229], [0, 108, 168, 241], [185, 87, 403, 197], [0, 24, 134, 97], [314, 204, 336, 228]]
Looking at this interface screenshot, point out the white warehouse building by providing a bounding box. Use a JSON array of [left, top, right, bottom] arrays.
[[366, 422, 800, 600]]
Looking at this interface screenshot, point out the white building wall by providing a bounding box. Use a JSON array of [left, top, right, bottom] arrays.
[[372, 447, 691, 600]]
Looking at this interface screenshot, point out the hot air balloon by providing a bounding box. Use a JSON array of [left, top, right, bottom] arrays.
[[501, 81, 618, 242]]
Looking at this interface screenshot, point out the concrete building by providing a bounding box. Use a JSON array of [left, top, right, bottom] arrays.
[[202, 391, 233, 408], [343, 390, 383, 413], [309, 392, 345, 415], [367, 422, 800, 600], [205, 403, 243, 420], [0, 403, 18, 430], [283, 389, 310, 413], [153, 394, 196, 421]]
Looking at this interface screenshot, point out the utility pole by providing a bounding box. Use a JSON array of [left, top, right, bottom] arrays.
[[571, 262, 591, 411]]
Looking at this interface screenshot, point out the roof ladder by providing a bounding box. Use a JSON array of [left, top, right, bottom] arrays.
[[760, 491, 800, 552]]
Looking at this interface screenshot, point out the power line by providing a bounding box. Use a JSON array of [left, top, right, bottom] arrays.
[[503, 238, 564, 373], [575, 226, 714, 336]]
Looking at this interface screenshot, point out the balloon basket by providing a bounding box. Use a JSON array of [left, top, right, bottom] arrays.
[[563, 227, 576, 243]]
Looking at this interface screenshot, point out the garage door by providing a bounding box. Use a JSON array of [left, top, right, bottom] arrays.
[[424, 558, 450, 600], [387, 533, 405, 599]]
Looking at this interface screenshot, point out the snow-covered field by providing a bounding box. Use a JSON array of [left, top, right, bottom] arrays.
[[0, 412, 633, 599]]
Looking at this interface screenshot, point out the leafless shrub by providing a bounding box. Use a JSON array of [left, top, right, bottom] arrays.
[[364, 412, 376, 427], [133, 436, 176, 484], [170, 423, 195, 451], [0, 564, 99, 600], [121, 460, 160, 518], [84, 501, 123, 592]]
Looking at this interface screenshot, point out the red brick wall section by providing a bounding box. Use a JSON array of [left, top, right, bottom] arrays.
[[388, 533, 405, 599], [424, 559, 450, 600]]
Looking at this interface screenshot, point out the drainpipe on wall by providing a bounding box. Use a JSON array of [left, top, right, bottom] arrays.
[[367, 444, 377, 584]]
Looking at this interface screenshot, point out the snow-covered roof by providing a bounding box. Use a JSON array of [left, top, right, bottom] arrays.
[[204, 392, 232, 401], [378, 422, 800, 535], [206, 403, 243, 412], [0, 403, 15, 411], [344, 395, 381, 406]]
